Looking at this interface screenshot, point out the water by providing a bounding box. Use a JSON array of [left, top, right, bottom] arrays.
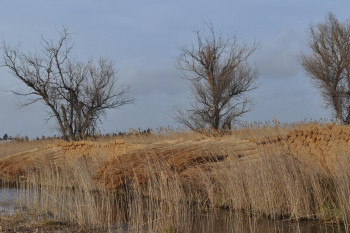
[[188, 210, 345, 233], [0, 188, 347, 232], [0, 188, 17, 215]]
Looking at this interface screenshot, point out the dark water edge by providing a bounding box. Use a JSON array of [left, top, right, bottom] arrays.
[[110, 209, 347, 233], [187, 210, 346, 233], [0, 188, 347, 233]]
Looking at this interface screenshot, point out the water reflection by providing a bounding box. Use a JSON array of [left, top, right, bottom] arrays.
[[0, 188, 346, 233], [189, 210, 345, 233], [0, 188, 17, 215]]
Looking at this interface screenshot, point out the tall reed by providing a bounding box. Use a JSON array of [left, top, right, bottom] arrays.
[[2, 123, 349, 232]]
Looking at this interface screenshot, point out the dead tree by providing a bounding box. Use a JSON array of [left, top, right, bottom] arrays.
[[176, 23, 258, 131], [2, 28, 133, 140], [301, 13, 350, 124]]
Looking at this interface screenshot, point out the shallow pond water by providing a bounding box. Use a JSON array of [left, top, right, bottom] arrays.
[[187, 210, 346, 233], [0, 188, 17, 214], [0, 188, 347, 233]]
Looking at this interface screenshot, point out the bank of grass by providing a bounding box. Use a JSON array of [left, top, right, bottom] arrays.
[[0, 210, 90, 232], [1, 122, 350, 232]]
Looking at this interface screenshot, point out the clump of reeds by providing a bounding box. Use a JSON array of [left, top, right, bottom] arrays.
[[2, 123, 350, 232]]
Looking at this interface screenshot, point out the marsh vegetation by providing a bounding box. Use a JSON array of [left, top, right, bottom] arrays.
[[0, 122, 349, 232]]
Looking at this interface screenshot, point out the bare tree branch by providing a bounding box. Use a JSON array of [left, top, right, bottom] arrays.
[[301, 13, 350, 124], [1, 28, 134, 140], [176, 23, 258, 131]]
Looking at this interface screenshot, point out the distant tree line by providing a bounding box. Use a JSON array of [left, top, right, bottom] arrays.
[[0, 128, 155, 142], [1, 133, 9, 140]]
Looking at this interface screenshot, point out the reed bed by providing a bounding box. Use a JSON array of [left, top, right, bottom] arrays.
[[0, 122, 349, 232], [0, 139, 58, 159]]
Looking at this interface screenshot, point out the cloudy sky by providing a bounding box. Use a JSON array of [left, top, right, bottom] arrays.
[[0, 0, 348, 138]]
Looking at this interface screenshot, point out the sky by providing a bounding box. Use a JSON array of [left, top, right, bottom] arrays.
[[0, 0, 349, 138]]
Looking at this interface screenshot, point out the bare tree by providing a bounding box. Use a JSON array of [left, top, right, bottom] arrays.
[[1, 28, 133, 140], [176, 23, 258, 131], [301, 13, 350, 124]]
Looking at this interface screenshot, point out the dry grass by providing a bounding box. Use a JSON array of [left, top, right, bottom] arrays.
[[0, 122, 350, 232], [97, 136, 257, 189], [0, 210, 90, 232], [0, 139, 58, 159]]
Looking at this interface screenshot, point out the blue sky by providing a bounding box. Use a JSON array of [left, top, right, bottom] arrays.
[[0, 1, 349, 138]]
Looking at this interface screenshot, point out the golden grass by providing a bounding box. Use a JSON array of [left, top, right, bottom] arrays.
[[0, 122, 350, 232], [96, 136, 258, 189], [0, 139, 58, 159]]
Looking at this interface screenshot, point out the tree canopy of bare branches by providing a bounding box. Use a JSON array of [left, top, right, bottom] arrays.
[[176, 24, 258, 131], [301, 13, 350, 124], [1, 28, 133, 140]]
